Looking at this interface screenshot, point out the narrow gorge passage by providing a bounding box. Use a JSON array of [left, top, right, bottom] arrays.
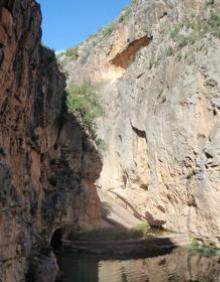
[[1, 0, 220, 281]]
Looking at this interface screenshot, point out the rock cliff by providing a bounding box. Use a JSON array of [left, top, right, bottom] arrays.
[[59, 0, 220, 246], [0, 1, 102, 281]]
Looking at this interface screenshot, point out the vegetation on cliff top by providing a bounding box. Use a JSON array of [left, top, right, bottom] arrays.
[[170, 12, 220, 49], [119, 6, 132, 23], [149, 11, 220, 70], [65, 46, 79, 59]]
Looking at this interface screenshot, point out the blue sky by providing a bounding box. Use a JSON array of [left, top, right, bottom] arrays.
[[37, 0, 131, 51]]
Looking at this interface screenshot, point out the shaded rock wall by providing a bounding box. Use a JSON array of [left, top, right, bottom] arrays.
[[0, 1, 102, 281], [60, 0, 220, 246]]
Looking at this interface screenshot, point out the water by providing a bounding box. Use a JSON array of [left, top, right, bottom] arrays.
[[56, 248, 220, 282]]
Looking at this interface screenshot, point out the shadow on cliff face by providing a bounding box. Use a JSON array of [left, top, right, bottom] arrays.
[[33, 46, 103, 243], [25, 46, 103, 281], [47, 113, 103, 237]]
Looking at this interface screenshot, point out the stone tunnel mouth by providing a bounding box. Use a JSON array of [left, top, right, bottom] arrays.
[[50, 228, 64, 250]]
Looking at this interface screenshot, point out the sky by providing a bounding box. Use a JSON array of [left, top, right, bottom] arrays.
[[37, 0, 131, 51]]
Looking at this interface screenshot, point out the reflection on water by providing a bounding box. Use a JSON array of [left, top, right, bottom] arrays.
[[57, 248, 220, 282]]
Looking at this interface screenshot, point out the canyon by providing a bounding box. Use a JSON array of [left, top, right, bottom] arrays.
[[0, 0, 220, 281]]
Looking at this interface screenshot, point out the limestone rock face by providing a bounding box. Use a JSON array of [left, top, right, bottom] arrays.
[[0, 1, 102, 281], [60, 0, 220, 246]]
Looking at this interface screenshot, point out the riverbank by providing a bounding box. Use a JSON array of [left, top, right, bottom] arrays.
[[55, 246, 220, 282]]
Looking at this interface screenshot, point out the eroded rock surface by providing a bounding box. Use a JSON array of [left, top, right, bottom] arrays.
[[0, 1, 102, 281], [60, 0, 220, 246]]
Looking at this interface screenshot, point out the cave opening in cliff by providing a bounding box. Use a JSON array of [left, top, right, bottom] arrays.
[[110, 35, 152, 69]]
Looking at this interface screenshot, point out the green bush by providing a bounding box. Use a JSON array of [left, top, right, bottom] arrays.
[[65, 46, 79, 60], [191, 239, 220, 257], [119, 6, 131, 23], [67, 81, 103, 142], [134, 221, 150, 235], [165, 46, 174, 56], [176, 34, 195, 48], [96, 138, 106, 152], [102, 23, 115, 36], [170, 12, 220, 49], [170, 27, 179, 39], [208, 13, 220, 38]]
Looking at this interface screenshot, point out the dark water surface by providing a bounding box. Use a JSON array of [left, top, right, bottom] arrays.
[[57, 248, 220, 282]]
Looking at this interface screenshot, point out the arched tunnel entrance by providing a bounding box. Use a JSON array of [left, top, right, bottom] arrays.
[[50, 228, 63, 249]]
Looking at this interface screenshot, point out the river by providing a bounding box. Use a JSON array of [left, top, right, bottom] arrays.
[[56, 247, 220, 282]]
